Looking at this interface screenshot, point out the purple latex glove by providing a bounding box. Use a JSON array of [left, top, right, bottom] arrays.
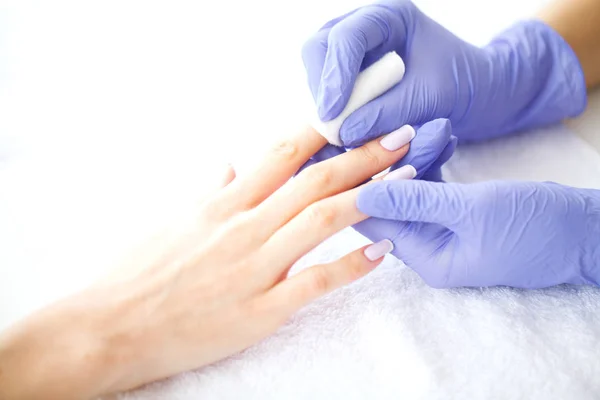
[[302, 0, 587, 147], [355, 179, 600, 289]]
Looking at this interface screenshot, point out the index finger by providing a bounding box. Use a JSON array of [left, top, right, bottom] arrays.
[[218, 126, 327, 210]]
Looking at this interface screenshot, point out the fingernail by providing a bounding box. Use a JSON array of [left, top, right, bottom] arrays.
[[380, 125, 416, 151], [384, 164, 417, 180], [364, 239, 394, 261]]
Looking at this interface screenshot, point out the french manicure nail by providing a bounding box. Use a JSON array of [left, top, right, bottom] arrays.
[[380, 125, 416, 151], [384, 164, 417, 180], [364, 239, 394, 261]]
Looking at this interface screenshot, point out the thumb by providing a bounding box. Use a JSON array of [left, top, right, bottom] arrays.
[[356, 180, 470, 229], [353, 217, 457, 288], [301, 8, 363, 102], [317, 4, 409, 121]]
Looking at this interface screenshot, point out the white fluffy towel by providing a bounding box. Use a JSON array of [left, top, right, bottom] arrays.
[[114, 125, 600, 400]]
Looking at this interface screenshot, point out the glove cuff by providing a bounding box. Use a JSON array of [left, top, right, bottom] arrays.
[[524, 19, 586, 118], [484, 19, 587, 135]]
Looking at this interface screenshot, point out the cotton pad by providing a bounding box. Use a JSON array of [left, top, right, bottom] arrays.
[[311, 52, 406, 146]]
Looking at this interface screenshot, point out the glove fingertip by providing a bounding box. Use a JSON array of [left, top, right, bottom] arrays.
[[356, 181, 393, 217], [339, 108, 383, 147], [316, 83, 347, 121], [421, 118, 452, 136], [317, 99, 342, 121]]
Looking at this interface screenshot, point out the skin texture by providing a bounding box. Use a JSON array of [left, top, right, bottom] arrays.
[[0, 122, 429, 400], [540, 0, 600, 89]]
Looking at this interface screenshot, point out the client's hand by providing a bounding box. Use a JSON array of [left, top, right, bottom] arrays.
[[0, 125, 413, 400]]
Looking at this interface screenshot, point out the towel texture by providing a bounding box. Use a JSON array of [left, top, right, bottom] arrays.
[[114, 125, 600, 400]]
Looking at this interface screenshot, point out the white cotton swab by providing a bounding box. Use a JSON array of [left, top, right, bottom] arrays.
[[311, 51, 406, 146]]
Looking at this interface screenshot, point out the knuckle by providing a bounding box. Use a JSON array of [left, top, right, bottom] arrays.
[[270, 139, 299, 161], [305, 166, 334, 188], [201, 197, 229, 220], [389, 0, 417, 17], [329, 25, 364, 51], [306, 203, 337, 228], [301, 35, 324, 60], [226, 210, 254, 232], [244, 298, 287, 334], [356, 145, 382, 167], [347, 256, 367, 281], [307, 267, 331, 295]]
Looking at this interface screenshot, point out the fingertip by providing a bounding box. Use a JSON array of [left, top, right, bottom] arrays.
[[356, 180, 387, 215], [384, 164, 417, 180], [398, 119, 453, 177], [339, 118, 363, 147], [356, 179, 430, 220], [317, 102, 339, 122], [446, 135, 458, 155], [364, 239, 394, 261], [317, 83, 346, 121], [301, 30, 331, 103], [339, 108, 380, 147], [419, 118, 451, 135], [447, 135, 459, 152], [317, 35, 363, 122]]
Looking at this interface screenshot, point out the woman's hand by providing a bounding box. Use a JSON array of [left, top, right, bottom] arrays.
[[0, 124, 415, 400], [356, 179, 600, 289], [302, 0, 586, 146]]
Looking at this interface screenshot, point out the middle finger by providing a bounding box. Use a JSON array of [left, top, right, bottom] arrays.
[[254, 125, 415, 236]]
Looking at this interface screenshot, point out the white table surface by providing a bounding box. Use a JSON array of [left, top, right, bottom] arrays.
[[0, 0, 598, 327]]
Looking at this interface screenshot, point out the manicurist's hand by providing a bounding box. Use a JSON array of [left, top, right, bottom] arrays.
[[302, 0, 586, 146], [356, 178, 600, 289], [0, 125, 415, 400]]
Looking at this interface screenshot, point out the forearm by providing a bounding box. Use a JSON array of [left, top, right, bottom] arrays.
[[0, 291, 130, 400], [539, 0, 600, 89]]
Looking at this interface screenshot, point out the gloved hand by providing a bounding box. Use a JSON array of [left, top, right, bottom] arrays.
[[300, 118, 457, 181], [302, 0, 587, 147], [355, 179, 600, 288]]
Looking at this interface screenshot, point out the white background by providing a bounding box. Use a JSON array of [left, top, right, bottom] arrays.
[[0, 0, 560, 326]]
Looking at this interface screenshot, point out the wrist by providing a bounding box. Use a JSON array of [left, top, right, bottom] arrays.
[[498, 20, 586, 122], [522, 19, 587, 118]]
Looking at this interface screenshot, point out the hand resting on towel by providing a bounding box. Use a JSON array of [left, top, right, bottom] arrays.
[[0, 121, 449, 400]]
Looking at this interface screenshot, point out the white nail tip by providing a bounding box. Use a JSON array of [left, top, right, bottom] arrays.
[[384, 164, 417, 180], [364, 239, 394, 261]]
